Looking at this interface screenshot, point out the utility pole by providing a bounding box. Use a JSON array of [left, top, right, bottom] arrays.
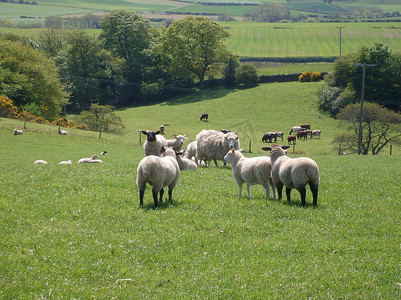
[[354, 63, 376, 155], [336, 26, 344, 57]]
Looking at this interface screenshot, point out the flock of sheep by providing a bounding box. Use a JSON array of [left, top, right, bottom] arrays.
[[137, 126, 320, 208], [33, 153, 106, 165]]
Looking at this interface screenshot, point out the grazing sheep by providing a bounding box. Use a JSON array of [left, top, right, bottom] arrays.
[[166, 134, 187, 151], [136, 147, 180, 207], [262, 144, 319, 206], [59, 160, 72, 165], [142, 130, 167, 156], [58, 129, 67, 135], [287, 135, 296, 144], [34, 160, 48, 165], [196, 129, 240, 167], [312, 130, 321, 139], [78, 155, 102, 164], [100, 151, 107, 155], [200, 113, 208, 121], [224, 149, 276, 199], [13, 129, 23, 135], [175, 151, 197, 171], [262, 132, 277, 143]]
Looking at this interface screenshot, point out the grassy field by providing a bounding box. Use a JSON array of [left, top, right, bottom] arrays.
[[226, 22, 401, 57], [255, 62, 334, 75], [1, 82, 401, 298]]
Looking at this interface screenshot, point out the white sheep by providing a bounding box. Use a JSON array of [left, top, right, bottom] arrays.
[[34, 160, 48, 165], [58, 130, 67, 135], [262, 144, 319, 206], [78, 155, 102, 164], [175, 152, 197, 171], [142, 130, 167, 156], [59, 160, 72, 165], [136, 147, 180, 207], [100, 151, 107, 155], [165, 134, 187, 151], [13, 129, 23, 135], [196, 129, 240, 167], [224, 149, 275, 199]]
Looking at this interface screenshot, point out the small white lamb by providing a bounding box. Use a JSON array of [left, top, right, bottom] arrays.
[[142, 130, 167, 156], [78, 155, 102, 164], [262, 144, 319, 206], [58, 130, 67, 135], [224, 149, 275, 199], [13, 129, 23, 135], [34, 160, 48, 165], [136, 147, 180, 207], [166, 134, 187, 151], [175, 152, 197, 171], [59, 160, 72, 165]]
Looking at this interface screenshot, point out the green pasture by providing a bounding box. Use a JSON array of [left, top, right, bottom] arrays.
[[226, 21, 401, 57], [255, 62, 334, 75], [1, 81, 401, 298]]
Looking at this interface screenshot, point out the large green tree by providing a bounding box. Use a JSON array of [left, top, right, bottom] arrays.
[[319, 43, 401, 115], [160, 16, 232, 88], [0, 39, 68, 120], [99, 10, 154, 104]]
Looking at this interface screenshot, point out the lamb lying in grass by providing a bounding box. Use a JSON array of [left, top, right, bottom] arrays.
[[34, 160, 48, 165], [136, 147, 180, 207], [262, 144, 319, 206], [223, 149, 275, 199], [78, 155, 102, 164], [59, 160, 72, 165]]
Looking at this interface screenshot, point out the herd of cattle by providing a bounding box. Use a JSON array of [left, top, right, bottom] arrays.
[[262, 124, 321, 145]]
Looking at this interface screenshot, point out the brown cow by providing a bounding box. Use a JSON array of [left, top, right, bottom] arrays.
[[287, 135, 296, 144], [299, 124, 310, 130]]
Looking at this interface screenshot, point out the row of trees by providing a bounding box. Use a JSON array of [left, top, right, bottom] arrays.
[[0, 12, 239, 120], [318, 43, 401, 155]]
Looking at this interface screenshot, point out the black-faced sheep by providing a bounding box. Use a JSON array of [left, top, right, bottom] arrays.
[[136, 147, 180, 207], [196, 129, 240, 167], [142, 130, 167, 156], [223, 149, 275, 199], [13, 129, 23, 135], [262, 144, 319, 206], [200, 113, 208, 121], [78, 155, 102, 163]]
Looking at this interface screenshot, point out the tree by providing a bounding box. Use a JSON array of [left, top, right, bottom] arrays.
[[99, 10, 154, 105], [335, 103, 401, 155], [0, 39, 68, 120], [160, 16, 232, 88], [222, 56, 239, 87], [320, 43, 401, 114], [235, 63, 258, 87], [77, 104, 125, 137]]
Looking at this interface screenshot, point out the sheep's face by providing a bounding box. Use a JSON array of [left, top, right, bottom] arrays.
[[225, 134, 239, 149], [223, 149, 235, 163], [175, 135, 187, 145], [143, 131, 160, 142]]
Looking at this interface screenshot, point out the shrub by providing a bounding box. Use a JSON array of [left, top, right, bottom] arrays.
[[0, 95, 18, 118], [235, 63, 258, 87], [75, 123, 90, 131]]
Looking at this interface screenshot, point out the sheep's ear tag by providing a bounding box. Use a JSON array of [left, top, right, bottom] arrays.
[[231, 149, 235, 153]]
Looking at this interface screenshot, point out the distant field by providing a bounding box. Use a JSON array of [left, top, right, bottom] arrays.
[[255, 62, 334, 75], [226, 22, 401, 57]]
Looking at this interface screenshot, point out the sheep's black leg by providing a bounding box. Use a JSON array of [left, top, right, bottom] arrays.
[[286, 187, 292, 203], [139, 189, 145, 206], [310, 183, 318, 206], [159, 188, 164, 203], [298, 186, 306, 207], [152, 188, 159, 207], [214, 159, 219, 167], [277, 185, 283, 200], [168, 188, 173, 202]]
